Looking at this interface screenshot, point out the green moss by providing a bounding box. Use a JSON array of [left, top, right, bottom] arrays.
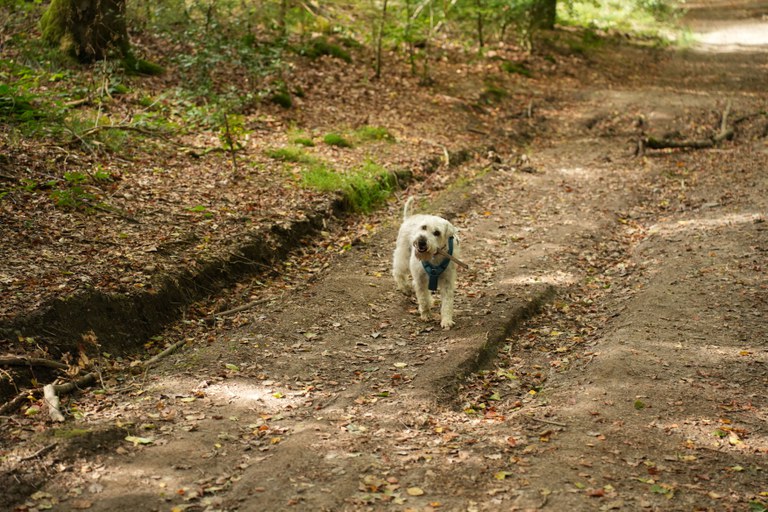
[[264, 146, 317, 163], [292, 137, 315, 147], [323, 132, 352, 148], [53, 428, 90, 438], [354, 125, 395, 142], [123, 56, 165, 76]]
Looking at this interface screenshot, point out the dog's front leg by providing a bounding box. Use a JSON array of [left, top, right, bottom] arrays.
[[439, 282, 455, 330], [413, 277, 433, 321]]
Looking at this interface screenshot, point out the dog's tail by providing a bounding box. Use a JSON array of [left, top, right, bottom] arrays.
[[403, 196, 415, 220]]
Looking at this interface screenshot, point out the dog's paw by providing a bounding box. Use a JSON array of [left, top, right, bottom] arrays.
[[440, 318, 455, 330]]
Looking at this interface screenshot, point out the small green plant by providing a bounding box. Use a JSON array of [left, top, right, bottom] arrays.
[[264, 146, 317, 164], [49, 171, 97, 210], [323, 132, 352, 148], [354, 125, 395, 143], [218, 112, 247, 173]]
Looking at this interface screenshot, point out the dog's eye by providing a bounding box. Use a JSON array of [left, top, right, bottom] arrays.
[[433, 230, 441, 237], [421, 225, 427, 230]]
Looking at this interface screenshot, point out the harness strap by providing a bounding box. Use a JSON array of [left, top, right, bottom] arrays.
[[421, 237, 454, 291]]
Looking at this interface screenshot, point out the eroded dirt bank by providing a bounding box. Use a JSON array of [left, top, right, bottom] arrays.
[[2, 4, 768, 512]]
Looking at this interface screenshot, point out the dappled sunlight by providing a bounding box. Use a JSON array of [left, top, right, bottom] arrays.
[[150, 375, 305, 411], [648, 212, 764, 236], [501, 270, 578, 286], [556, 166, 594, 179], [696, 21, 768, 48]]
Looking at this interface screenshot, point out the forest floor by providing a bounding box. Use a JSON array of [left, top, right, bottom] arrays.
[[2, 1, 768, 511]]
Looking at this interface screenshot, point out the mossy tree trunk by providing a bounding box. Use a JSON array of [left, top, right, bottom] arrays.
[[40, 0, 130, 63]]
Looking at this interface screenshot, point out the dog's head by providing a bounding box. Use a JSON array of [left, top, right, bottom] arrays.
[[411, 215, 457, 261]]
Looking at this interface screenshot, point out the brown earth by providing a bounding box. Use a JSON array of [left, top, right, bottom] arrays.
[[2, 2, 768, 511]]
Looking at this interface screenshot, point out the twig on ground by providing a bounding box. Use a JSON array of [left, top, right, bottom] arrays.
[[0, 390, 33, 415], [19, 442, 58, 462], [529, 416, 567, 428], [206, 296, 278, 320]]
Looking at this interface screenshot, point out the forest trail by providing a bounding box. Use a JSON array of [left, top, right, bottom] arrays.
[[3, 2, 768, 511]]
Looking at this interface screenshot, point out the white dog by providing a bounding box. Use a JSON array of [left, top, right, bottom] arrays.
[[392, 197, 460, 330]]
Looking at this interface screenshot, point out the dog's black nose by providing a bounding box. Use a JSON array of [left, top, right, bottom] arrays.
[[416, 236, 428, 251]]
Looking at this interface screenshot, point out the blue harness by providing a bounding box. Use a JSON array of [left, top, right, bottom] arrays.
[[422, 237, 454, 292]]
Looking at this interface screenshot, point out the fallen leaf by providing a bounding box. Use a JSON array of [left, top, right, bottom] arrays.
[[125, 436, 154, 446], [406, 487, 425, 496]]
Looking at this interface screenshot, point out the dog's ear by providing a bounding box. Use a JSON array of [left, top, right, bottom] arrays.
[[446, 221, 458, 239]]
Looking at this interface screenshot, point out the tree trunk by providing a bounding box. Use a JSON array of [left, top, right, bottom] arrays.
[[475, 0, 484, 49], [40, 0, 130, 63], [532, 0, 556, 30], [374, 0, 388, 79]]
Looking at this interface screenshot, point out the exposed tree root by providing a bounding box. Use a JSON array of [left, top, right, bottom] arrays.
[[0, 356, 68, 370]]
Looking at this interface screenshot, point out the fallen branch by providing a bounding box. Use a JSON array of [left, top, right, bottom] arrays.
[[0, 390, 33, 415], [638, 102, 734, 155], [143, 338, 190, 369], [0, 356, 68, 370], [436, 248, 470, 269], [52, 372, 97, 396]]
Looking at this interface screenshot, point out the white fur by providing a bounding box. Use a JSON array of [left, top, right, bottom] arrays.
[[392, 197, 460, 329]]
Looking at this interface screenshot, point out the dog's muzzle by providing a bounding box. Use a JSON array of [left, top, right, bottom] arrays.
[[414, 236, 429, 253]]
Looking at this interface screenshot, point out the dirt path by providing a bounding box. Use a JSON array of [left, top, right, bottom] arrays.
[[3, 3, 768, 512]]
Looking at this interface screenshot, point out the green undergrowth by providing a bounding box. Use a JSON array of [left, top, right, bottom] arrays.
[[302, 159, 395, 213], [300, 37, 353, 63]]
